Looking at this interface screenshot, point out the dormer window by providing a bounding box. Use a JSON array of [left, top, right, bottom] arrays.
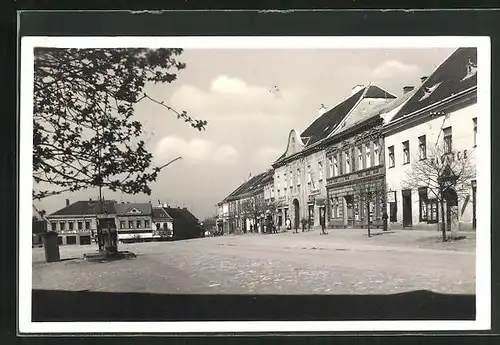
[[463, 58, 477, 80]]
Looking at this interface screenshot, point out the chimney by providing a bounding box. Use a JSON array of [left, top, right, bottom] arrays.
[[318, 104, 327, 116], [420, 76, 428, 84], [351, 84, 364, 95], [403, 86, 415, 94], [65, 199, 70, 207]]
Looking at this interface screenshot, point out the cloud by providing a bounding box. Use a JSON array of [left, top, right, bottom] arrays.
[[252, 147, 283, 167], [371, 60, 421, 80], [211, 75, 248, 94], [169, 76, 308, 120], [154, 136, 239, 165]]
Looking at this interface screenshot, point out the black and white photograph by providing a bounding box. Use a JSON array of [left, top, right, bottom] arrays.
[[19, 36, 491, 334]]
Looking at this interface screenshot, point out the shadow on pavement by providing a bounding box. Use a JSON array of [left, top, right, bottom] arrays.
[[32, 289, 475, 322]]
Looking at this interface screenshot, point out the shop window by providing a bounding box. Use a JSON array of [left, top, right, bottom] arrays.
[[427, 199, 439, 223], [418, 187, 428, 222], [66, 236, 77, 245]]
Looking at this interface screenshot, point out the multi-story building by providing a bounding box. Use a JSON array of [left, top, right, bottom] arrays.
[[115, 202, 154, 241], [46, 198, 115, 245], [152, 205, 174, 239], [218, 170, 274, 234], [272, 85, 395, 230], [382, 47, 477, 231]]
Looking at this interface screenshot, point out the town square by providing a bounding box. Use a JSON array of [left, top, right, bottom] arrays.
[[26, 40, 483, 324]]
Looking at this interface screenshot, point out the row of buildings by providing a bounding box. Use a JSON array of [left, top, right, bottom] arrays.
[[218, 47, 478, 234], [33, 199, 202, 245]]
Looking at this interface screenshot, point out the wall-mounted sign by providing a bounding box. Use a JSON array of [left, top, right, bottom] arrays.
[[387, 191, 396, 203]]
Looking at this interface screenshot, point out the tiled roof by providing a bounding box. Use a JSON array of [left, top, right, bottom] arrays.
[[49, 200, 116, 217], [300, 88, 365, 147], [300, 85, 395, 148], [223, 170, 273, 202], [152, 207, 173, 220], [164, 207, 199, 224], [114, 202, 152, 216], [392, 47, 477, 121]]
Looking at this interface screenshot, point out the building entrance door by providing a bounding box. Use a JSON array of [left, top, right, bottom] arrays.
[[402, 190, 412, 227]]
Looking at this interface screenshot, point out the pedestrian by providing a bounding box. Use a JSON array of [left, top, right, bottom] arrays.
[[382, 212, 388, 231], [286, 217, 291, 230]]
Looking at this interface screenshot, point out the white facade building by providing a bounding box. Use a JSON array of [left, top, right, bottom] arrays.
[[383, 47, 477, 231]]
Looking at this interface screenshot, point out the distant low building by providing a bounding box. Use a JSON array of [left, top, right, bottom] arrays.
[[163, 206, 202, 240], [115, 202, 154, 242], [152, 205, 174, 239], [46, 198, 115, 245]]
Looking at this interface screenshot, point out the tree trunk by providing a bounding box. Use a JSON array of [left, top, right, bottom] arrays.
[[366, 200, 371, 237], [440, 199, 447, 242]]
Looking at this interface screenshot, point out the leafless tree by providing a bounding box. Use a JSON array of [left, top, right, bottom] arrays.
[[351, 179, 387, 237], [402, 144, 476, 241]]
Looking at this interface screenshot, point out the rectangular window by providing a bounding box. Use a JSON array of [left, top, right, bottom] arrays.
[[60, 222, 65, 231], [136, 220, 142, 228], [277, 175, 280, 190], [307, 165, 312, 183], [388, 146, 395, 168], [290, 171, 293, 187], [357, 146, 363, 171], [443, 127, 452, 153], [333, 155, 339, 176], [145, 220, 150, 228], [68, 222, 74, 231], [128, 220, 134, 228], [473, 118, 477, 147], [402, 140, 410, 164], [345, 150, 351, 174], [283, 173, 287, 189], [85, 221, 91, 230], [418, 187, 428, 222], [365, 143, 371, 169], [51, 222, 57, 231], [120, 221, 125, 229], [374, 142, 380, 166], [418, 135, 427, 160], [328, 157, 334, 178], [77, 221, 83, 230], [318, 161, 323, 180], [297, 169, 301, 186]]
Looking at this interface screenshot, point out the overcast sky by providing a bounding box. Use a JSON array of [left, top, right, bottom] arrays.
[[34, 47, 456, 219]]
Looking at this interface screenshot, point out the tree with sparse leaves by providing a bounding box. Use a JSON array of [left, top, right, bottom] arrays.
[[33, 48, 207, 200], [402, 144, 476, 242], [351, 179, 386, 237]]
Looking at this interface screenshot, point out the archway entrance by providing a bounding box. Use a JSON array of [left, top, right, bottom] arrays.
[[293, 198, 300, 230]]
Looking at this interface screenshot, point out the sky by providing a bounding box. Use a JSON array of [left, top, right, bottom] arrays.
[[34, 47, 456, 219]]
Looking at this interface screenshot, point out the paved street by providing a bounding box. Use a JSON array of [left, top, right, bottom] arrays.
[[32, 229, 475, 295]]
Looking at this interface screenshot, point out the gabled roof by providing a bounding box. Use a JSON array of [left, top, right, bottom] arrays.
[[164, 207, 199, 224], [49, 200, 116, 217], [300, 85, 396, 147], [222, 170, 273, 202], [114, 202, 152, 216], [152, 207, 173, 220], [392, 47, 477, 122]]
